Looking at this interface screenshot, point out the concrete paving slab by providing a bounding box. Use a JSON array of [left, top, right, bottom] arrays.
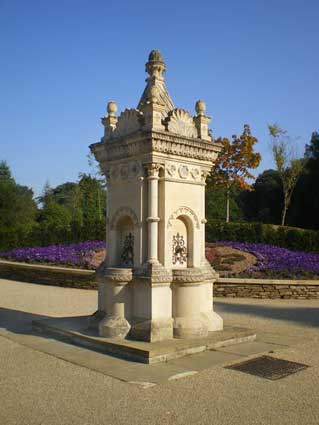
[[216, 341, 286, 356], [256, 331, 311, 347], [32, 315, 256, 363], [168, 349, 244, 370]]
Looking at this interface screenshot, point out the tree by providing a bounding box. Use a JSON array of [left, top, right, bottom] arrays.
[[268, 124, 305, 226], [289, 131, 319, 230], [210, 125, 261, 222], [78, 173, 106, 240], [239, 169, 283, 224], [206, 186, 243, 222], [305, 131, 319, 160], [0, 161, 38, 250]]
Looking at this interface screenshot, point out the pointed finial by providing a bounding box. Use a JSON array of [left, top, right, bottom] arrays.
[[145, 50, 166, 79]]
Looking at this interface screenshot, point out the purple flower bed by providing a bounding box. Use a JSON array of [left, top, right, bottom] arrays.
[[219, 241, 319, 278], [0, 241, 105, 269]]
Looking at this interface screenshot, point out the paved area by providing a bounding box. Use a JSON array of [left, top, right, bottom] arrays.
[[1, 278, 319, 424]]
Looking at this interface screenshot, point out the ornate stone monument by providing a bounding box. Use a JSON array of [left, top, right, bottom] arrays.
[[90, 50, 223, 343]]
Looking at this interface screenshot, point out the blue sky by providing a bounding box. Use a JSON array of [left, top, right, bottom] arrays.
[[1, 0, 318, 196]]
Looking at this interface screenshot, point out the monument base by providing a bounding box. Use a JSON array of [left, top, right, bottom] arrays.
[[32, 316, 256, 364]]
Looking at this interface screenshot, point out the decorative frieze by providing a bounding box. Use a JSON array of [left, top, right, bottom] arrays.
[[90, 130, 221, 167]]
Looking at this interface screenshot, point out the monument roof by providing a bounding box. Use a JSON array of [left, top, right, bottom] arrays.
[[91, 50, 222, 163], [137, 49, 175, 116]]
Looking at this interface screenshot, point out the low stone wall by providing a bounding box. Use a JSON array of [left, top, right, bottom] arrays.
[[0, 260, 96, 290], [214, 278, 319, 299], [1, 261, 319, 299]]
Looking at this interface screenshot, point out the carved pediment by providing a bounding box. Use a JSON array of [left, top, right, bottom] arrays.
[[113, 109, 144, 138], [164, 108, 198, 138]]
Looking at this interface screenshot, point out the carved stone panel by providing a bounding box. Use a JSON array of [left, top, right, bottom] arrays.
[[113, 109, 144, 138], [164, 109, 198, 138]]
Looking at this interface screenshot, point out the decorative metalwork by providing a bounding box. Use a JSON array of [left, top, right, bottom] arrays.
[[121, 233, 134, 267], [172, 233, 187, 265]]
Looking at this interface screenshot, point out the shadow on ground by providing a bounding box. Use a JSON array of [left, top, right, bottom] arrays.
[[215, 300, 319, 328]]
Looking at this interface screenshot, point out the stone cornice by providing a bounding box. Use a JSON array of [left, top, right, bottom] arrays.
[[90, 130, 222, 167]]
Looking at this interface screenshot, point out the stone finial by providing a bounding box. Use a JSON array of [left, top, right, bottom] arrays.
[[107, 100, 117, 117], [145, 49, 166, 79], [194, 99, 211, 141], [195, 100, 206, 116], [101, 100, 118, 139], [137, 50, 174, 114]]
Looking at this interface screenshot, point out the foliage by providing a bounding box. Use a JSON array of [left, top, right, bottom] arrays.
[[37, 173, 106, 245], [206, 186, 243, 222], [288, 131, 319, 230], [206, 220, 319, 253], [0, 241, 105, 269], [268, 124, 305, 226], [210, 125, 261, 222], [239, 169, 283, 224], [0, 160, 107, 250], [0, 161, 38, 251], [305, 131, 319, 160]]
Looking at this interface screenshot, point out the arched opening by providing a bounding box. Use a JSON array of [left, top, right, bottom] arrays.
[[171, 215, 194, 268], [116, 215, 135, 267]]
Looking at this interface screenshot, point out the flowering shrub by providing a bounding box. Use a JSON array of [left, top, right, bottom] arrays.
[[219, 241, 319, 278], [0, 241, 105, 269], [1, 240, 319, 278]]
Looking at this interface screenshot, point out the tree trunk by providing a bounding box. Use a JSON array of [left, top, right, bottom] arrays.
[[281, 199, 288, 226], [226, 189, 230, 223]]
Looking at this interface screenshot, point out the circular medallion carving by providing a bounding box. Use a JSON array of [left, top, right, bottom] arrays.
[[179, 165, 189, 179]]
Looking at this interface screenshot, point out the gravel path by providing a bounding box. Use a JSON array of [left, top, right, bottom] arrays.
[[1, 278, 319, 425]]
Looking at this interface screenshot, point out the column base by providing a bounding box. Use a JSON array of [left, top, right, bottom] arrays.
[[99, 315, 131, 338], [201, 311, 223, 332], [173, 316, 209, 339], [130, 318, 173, 342]]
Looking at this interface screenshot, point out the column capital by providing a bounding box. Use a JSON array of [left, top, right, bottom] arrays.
[[145, 163, 161, 178], [200, 169, 211, 183]]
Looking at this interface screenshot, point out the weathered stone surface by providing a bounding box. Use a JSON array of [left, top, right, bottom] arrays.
[[89, 50, 223, 342]]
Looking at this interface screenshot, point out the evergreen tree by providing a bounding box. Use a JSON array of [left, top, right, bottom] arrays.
[[0, 161, 38, 250]]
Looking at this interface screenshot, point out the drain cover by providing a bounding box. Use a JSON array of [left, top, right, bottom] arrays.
[[226, 355, 309, 380]]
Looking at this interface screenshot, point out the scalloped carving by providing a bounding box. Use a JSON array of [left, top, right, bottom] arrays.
[[113, 109, 144, 138], [110, 207, 141, 230], [165, 109, 198, 138]]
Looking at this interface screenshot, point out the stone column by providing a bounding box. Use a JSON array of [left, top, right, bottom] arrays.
[[146, 163, 160, 264], [98, 268, 132, 338], [201, 170, 209, 264]]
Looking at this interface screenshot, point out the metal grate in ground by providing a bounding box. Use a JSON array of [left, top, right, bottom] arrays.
[[225, 355, 309, 380]]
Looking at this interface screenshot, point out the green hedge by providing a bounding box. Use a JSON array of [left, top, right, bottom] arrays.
[[206, 221, 319, 253]]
